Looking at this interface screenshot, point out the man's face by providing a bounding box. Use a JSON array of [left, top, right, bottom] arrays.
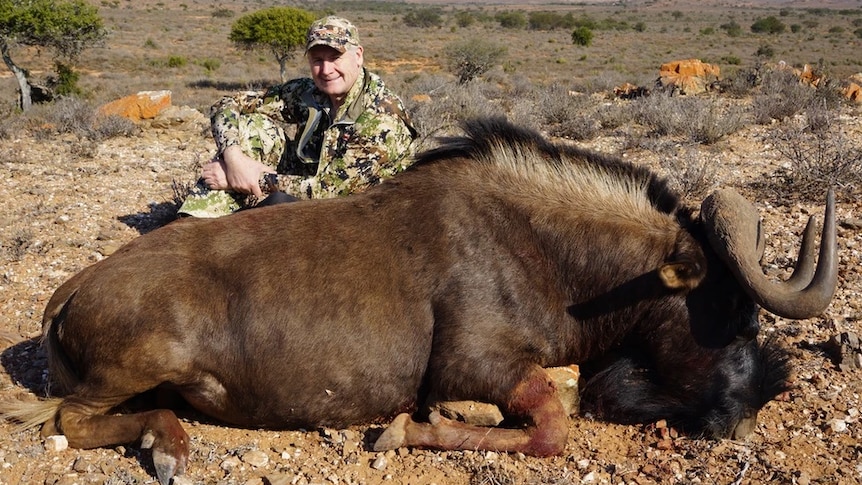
[[307, 45, 364, 101]]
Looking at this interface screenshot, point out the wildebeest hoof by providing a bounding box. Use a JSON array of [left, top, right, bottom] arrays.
[[373, 413, 411, 451], [152, 447, 187, 485]]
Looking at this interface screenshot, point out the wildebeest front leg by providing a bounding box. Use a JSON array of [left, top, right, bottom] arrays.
[[56, 400, 189, 485], [375, 366, 568, 456]]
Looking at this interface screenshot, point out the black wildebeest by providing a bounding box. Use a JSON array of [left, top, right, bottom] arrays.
[[2, 118, 837, 485]]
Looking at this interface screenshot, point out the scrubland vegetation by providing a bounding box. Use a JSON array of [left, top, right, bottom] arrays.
[[2, 0, 860, 207], [2, 3, 862, 484]]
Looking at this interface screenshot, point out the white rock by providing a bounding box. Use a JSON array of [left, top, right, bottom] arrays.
[[242, 450, 270, 468], [44, 435, 68, 452], [371, 455, 388, 470]]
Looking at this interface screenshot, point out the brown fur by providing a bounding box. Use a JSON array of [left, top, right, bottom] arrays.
[[3, 118, 789, 484]]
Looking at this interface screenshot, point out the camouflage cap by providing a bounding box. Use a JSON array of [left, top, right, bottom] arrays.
[[306, 16, 360, 54]]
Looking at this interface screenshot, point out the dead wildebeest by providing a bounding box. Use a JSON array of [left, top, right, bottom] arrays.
[[2, 118, 836, 485]]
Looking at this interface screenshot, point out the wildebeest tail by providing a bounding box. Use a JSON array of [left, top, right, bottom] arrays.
[[41, 279, 84, 397], [0, 397, 63, 432]]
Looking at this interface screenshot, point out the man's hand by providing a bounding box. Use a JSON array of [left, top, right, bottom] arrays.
[[203, 145, 275, 197]]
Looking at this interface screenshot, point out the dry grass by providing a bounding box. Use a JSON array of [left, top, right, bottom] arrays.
[[2, 0, 861, 205], [3, 0, 862, 110]]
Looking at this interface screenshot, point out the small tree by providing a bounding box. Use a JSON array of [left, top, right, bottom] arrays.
[[0, 0, 107, 111], [751, 16, 786, 34], [496, 11, 527, 29], [571, 26, 594, 46], [403, 8, 443, 28], [229, 6, 316, 83], [445, 39, 506, 84]]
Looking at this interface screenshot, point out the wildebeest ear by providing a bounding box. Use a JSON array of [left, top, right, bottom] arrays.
[[658, 261, 704, 290]]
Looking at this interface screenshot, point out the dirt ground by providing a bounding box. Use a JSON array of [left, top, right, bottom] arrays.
[[0, 104, 861, 485]]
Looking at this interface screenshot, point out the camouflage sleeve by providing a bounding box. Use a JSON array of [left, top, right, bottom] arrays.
[[209, 80, 309, 157]]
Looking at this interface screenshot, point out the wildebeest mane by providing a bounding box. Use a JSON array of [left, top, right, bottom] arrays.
[[413, 117, 683, 217]]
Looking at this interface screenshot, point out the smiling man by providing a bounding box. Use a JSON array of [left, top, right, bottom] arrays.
[[178, 16, 418, 217]]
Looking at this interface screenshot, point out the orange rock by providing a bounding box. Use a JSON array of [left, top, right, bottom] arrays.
[[844, 82, 862, 103], [658, 59, 720, 95], [797, 64, 824, 87], [98, 90, 172, 122], [659, 59, 720, 79]]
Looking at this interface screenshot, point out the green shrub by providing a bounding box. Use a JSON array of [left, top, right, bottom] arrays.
[[198, 58, 221, 72], [212, 8, 234, 18], [454, 11, 475, 28], [167, 56, 187, 68], [528, 11, 576, 30], [751, 16, 786, 34], [571, 26, 593, 47], [755, 44, 775, 59], [496, 11, 526, 29], [445, 39, 506, 84], [403, 8, 442, 28], [52, 63, 82, 97]]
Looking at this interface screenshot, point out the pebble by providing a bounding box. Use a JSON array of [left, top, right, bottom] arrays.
[[221, 455, 242, 472], [371, 455, 388, 470], [828, 418, 847, 433], [242, 450, 270, 468], [44, 435, 68, 452]]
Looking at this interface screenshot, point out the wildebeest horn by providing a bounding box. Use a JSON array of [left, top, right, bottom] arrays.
[[700, 188, 837, 319]]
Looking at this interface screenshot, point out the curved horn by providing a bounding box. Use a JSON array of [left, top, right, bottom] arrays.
[[701, 189, 837, 319]]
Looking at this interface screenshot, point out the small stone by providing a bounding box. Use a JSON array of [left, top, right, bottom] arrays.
[[828, 418, 847, 433], [171, 476, 194, 485], [371, 455, 388, 470], [221, 455, 242, 472], [242, 450, 270, 468], [44, 435, 68, 452]]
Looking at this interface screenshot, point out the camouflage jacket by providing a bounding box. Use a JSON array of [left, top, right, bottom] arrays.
[[210, 69, 418, 199]]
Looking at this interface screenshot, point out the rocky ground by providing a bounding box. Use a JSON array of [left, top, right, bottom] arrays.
[[0, 103, 861, 485]]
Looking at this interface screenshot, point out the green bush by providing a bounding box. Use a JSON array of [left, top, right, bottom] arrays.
[[720, 20, 742, 37], [528, 11, 576, 30], [167, 56, 187, 68], [755, 44, 775, 59], [571, 26, 593, 47], [445, 39, 506, 84], [212, 8, 234, 18], [496, 11, 526, 29], [751, 16, 786, 34], [198, 58, 221, 72], [52, 63, 82, 97], [403, 8, 442, 28], [454, 11, 475, 28]]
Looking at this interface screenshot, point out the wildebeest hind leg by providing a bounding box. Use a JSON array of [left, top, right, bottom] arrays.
[[375, 366, 568, 456], [57, 398, 189, 485]]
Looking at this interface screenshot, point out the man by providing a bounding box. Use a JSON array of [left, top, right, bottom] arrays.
[[178, 16, 418, 217]]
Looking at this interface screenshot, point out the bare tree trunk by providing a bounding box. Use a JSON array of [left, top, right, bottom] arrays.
[[0, 39, 32, 111]]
